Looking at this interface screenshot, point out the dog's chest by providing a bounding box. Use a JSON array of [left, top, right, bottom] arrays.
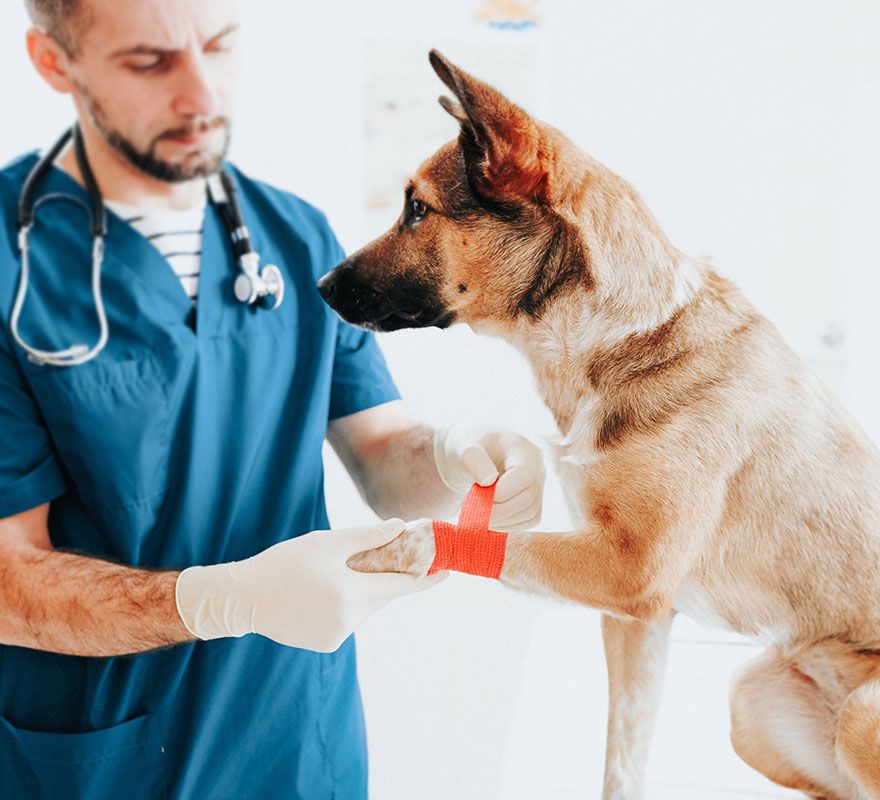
[[552, 396, 604, 527], [672, 581, 795, 645], [672, 581, 734, 631]]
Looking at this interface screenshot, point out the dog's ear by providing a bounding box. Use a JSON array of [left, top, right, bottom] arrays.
[[429, 49, 550, 206]]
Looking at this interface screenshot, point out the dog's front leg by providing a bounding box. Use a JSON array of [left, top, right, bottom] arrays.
[[354, 524, 693, 620], [601, 614, 674, 800], [347, 519, 436, 575]]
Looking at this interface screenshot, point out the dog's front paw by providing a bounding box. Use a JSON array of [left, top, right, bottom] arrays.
[[347, 519, 436, 576]]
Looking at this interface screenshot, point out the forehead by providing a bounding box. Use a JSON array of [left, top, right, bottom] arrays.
[[414, 141, 462, 189], [411, 140, 476, 215], [80, 0, 238, 54]]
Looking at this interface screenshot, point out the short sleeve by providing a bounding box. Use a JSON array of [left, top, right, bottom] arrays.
[[324, 239, 401, 421], [0, 325, 67, 517]]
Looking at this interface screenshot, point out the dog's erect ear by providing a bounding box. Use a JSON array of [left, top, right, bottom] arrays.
[[429, 49, 550, 206]]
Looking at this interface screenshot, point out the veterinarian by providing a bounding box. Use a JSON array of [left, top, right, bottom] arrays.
[[0, 1, 546, 797]]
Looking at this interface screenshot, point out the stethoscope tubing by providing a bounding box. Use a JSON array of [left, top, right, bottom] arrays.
[[11, 192, 109, 366], [11, 124, 284, 368]]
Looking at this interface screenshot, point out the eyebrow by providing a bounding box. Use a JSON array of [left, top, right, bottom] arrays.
[[407, 180, 442, 211], [109, 23, 240, 59]]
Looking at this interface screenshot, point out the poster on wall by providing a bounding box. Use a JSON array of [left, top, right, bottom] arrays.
[[476, 0, 541, 30]]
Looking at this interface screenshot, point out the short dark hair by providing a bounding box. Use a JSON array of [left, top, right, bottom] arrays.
[[24, 0, 85, 57]]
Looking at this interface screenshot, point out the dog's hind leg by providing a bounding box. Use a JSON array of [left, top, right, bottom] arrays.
[[729, 647, 870, 800], [601, 613, 674, 800], [836, 675, 880, 799]]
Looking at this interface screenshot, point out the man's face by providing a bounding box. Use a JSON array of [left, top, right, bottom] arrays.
[[63, 0, 240, 182]]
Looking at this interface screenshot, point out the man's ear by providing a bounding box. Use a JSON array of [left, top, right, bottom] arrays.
[[26, 27, 75, 95], [429, 49, 550, 206]]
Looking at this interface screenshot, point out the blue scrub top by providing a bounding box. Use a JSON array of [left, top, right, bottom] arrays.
[[0, 152, 400, 799]]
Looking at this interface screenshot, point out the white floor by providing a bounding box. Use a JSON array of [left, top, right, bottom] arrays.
[[495, 607, 806, 800], [357, 577, 808, 800]]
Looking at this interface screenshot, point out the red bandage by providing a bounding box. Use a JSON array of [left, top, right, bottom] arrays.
[[427, 481, 508, 579]]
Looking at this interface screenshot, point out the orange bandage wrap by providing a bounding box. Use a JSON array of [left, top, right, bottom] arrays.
[[427, 482, 508, 579]]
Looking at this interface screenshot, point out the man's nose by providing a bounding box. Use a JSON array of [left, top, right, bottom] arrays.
[[172, 52, 221, 118]]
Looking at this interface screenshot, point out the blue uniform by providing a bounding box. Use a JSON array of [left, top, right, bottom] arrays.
[[0, 152, 400, 799]]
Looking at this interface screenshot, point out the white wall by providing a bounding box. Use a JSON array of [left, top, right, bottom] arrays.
[[2, 2, 879, 798]]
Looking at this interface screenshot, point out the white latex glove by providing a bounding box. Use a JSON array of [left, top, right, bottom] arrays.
[[175, 519, 445, 652], [433, 424, 545, 529]]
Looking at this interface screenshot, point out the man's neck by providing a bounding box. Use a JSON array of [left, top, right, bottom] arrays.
[[56, 124, 206, 211]]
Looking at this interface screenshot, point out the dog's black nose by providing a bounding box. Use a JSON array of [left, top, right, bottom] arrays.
[[316, 270, 337, 302]]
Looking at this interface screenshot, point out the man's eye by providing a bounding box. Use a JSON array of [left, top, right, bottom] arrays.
[[207, 41, 233, 55], [409, 198, 428, 222], [128, 58, 166, 72]]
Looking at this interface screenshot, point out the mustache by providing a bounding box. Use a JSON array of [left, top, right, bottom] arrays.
[[155, 117, 230, 142]]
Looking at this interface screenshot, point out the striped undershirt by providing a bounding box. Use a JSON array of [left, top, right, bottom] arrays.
[[105, 197, 207, 303]]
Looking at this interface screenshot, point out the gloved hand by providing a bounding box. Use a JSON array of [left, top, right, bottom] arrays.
[[433, 424, 545, 529], [175, 519, 444, 652]]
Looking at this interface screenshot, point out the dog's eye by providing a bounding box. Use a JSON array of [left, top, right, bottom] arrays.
[[408, 198, 428, 224]]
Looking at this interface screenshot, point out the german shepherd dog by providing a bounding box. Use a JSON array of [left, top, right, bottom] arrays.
[[317, 51, 880, 799]]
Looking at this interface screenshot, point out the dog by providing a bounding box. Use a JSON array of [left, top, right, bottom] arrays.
[[317, 50, 880, 800]]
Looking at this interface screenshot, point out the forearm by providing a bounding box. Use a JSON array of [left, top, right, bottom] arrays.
[[359, 424, 460, 520], [0, 545, 193, 657]]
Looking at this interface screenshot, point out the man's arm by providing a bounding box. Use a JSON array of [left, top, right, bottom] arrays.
[[0, 502, 443, 657], [327, 400, 460, 521], [327, 399, 546, 529], [0, 503, 192, 657]]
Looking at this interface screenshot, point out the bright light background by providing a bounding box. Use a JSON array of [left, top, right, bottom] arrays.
[[1, 2, 878, 798]]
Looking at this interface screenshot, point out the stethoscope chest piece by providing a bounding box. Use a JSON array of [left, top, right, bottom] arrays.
[[233, 258, 284, 309], [209, 173, 284, 311]]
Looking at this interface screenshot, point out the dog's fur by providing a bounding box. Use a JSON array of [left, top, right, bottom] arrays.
[[317, 51, 880, 799]]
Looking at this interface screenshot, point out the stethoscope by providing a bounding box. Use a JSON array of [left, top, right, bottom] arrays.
[[12, 124, 284, 368]]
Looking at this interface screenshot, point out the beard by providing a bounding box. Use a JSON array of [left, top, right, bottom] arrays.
[[76, 81, 231, 182]]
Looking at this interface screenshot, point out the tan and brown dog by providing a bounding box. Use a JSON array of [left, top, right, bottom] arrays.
[[317, 51, 880, 800]]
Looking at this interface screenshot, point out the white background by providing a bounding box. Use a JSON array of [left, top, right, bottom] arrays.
[[2, 2, 879, 798]]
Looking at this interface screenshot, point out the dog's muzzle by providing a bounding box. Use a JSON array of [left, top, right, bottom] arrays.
[[317, 263, 455, 332]]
